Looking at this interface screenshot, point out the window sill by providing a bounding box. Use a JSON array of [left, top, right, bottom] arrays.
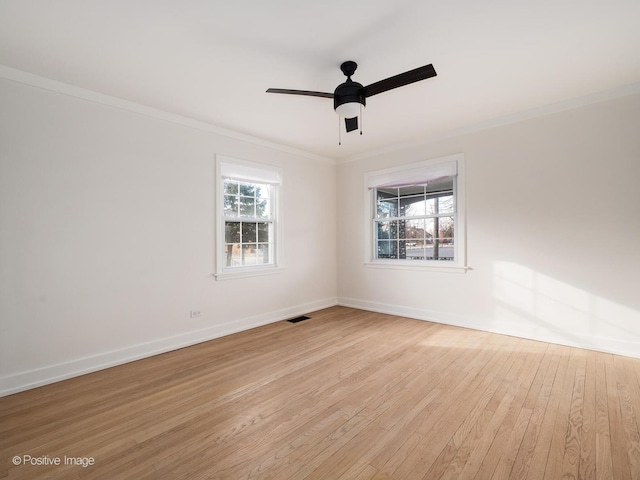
[[214, 265, 284, 281], [364, 261, 469, 274]]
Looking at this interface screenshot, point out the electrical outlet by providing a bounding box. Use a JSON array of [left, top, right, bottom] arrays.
[[190, 310, 202, 318]]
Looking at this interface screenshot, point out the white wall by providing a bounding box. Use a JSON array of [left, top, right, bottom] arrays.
[[0, 77, 337, 395], [337, 93, 640, 358]]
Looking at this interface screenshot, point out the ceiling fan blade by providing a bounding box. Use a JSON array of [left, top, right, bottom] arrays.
[[266, 88, 333, 98], [363, 64, 437, 98], [345, 117, 358, 133]]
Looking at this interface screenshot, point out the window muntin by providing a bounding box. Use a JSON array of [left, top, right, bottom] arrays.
[[223, 179, 274, 268], [373, 176, 457, 262]]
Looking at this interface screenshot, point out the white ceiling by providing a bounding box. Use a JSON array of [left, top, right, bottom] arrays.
[[1, 0, 639, 161]]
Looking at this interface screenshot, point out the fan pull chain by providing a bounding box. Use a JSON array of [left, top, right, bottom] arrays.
[[360, 104, 363, 135], [338, 116, 342, 145]]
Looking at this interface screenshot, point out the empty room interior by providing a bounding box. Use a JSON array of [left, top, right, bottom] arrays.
[[1, 1, 640, 479]]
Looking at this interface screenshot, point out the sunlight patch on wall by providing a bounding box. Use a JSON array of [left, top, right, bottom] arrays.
[[493, 261, 640, 345]]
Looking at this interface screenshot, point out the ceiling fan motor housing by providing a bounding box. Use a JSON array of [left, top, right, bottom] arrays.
[[334, 80, 366, 114]]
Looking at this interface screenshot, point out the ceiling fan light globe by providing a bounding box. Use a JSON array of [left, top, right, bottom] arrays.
[[335, 102, 363, 118]]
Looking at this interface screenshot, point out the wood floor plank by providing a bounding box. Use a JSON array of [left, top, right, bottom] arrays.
[[594, 353, 614, 480], [579, 350, 597, 480], [560, 349, 587, 479], [2, 306, 640, 479], [508, 343, 561, 480], [522, 344, 571, 480], [542, 347, 582, 478], [615, 355, 640, 479], [605, 352, 633, 480]]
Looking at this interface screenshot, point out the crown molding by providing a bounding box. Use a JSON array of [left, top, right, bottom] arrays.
[[0, 64, 336, 165]]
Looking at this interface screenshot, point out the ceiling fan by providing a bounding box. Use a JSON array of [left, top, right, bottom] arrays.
[[267, 61, 437, 136]]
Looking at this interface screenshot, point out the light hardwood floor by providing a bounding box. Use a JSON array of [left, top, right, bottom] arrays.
[[2, 306, 640, 479]]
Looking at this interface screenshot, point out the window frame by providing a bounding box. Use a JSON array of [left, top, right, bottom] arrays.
[[363, 153, 467, 273], [215, 155, 283, 281]]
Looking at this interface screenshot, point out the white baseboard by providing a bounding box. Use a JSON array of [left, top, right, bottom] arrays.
[[338, 297, 640, 360], [0, 297, 338, 397]]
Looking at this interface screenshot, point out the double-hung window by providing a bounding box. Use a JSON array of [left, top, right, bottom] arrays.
[[215, 156, 282, 279], [365, 153, 466, 271]]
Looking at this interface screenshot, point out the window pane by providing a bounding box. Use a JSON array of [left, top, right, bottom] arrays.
[[239, 183, 254, 196], [424, 218, 435, 238], [399, 240, 407, 259], [225, 222, 240, 243], [377, 198, 398, 218], [404, 219, 425, 239], [439, 216, 455, 239], [225, 244, 241, 267], [425, 240, 435, 260], [425, 216, 456, 259], [401, 197, 426, 217], [257, 222, 269, 242], [425, 198, 438, 215], [239, 197, 255, 217], [436, 240, 454, 261], [377, 221, 397, 240], [224, 195, 238, 216], [377, 240, 397, 259], [437, 217, 455, 260], [256, 198, 270, 218], [425, 194, 454, 215], [438, 194, 455, 214], [376, 188, 397, 218], [242, 222, 257, 242], [242, 244, 258, 265], [255, 185, 269, 199], [224, 180, 238, 194], [406, 239, 427, 260], [257, 243, 270, 264]]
